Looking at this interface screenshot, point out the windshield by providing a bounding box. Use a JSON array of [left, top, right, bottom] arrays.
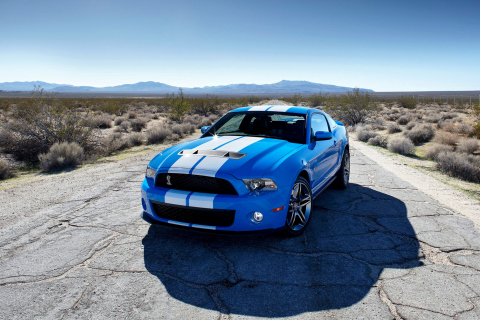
[[203, 111, 306, 144]]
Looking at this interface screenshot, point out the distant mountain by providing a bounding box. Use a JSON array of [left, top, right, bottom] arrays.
[[0, 80, 373, 94], [0, 81, 72, 91]]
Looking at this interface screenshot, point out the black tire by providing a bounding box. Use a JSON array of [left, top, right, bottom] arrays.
[[282, 176, 312, 237], [332, 148, 350, 189]]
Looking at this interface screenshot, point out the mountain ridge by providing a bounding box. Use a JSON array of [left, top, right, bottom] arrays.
[[0, 80, 374, 93]]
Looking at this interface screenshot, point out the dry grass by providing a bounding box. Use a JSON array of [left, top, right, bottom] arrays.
[[0, 159, 16, 180], [434, 131, 459, 146], [436, 151, 480, 183], [424, 143, 454, 160], [457, 138, 479, 154]]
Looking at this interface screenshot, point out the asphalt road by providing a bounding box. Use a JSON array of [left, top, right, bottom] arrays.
[[1, 136, 480, 320]]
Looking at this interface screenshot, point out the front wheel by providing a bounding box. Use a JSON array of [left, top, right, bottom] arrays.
[[282, 176, 312, 237], [332, 148, 350, 189]]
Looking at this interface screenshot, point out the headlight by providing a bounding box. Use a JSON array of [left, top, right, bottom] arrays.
[[146, 166, 157, 179], [243, 178, 278, 192]]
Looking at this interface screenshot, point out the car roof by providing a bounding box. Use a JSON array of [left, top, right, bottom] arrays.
[[230, 105, 312, 114]]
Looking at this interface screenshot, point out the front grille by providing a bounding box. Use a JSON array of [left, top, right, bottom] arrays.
[[150, 201, 235, 227], [155, 173, 238, 195]]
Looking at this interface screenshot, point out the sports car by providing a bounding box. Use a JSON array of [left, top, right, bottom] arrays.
[[141, 105, 350, 236]]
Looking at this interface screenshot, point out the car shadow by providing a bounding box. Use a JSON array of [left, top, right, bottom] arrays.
[[142, 183, 422, 317]]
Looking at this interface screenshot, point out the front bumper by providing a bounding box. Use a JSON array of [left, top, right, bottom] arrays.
[[141, 176, 290, 232]]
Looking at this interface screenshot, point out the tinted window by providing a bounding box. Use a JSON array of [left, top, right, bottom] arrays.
[[204, 111, 306, 144], [311, 113, 330, 133], [325, 114, 337, 130]]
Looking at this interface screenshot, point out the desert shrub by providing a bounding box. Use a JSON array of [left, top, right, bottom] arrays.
[[368, 135, 388, 148], [3, 88, 95, 162], [457, 123, 475, 136], [119, 120, 131, 131], [435, 151, 480, 182], [434, 131, 459, 146], [440, 121, 456, 133], [38, 142, 84, 172], [128, 133, 144, 146], [440, 112, 457, 120], [404, 124, 435, 145], [146, 126, 172, 144], [172, 124, 186, 136], [0, 159, 16, 180], [356, 126, 379, 142], [130, 118, 147, 132], [104, 133, 130, 155], [405, 121, 416, 130], [324, 89, 379, 126], [91, 114, 112, 129], [114, 117, 126, 126], [397, 115, 411, 125], [424, 143, 453, 160], [171, 133, 180, 141], [397, 96, 417, 109], [457, 138, 479, 154], [308, 93, 328, 107], [387, 137, 415, 155], [385, 113, 401, 121], [387, 123, 402, 134], [425, 114, 442, 123], [201, 117, 213, 127], [127, 112, 137, 119], [190, 95, 219, 116]]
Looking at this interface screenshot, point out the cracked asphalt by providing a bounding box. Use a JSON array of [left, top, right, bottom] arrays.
[[1, 136, 480, 320]]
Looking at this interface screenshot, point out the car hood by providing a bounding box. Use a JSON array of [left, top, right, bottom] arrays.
[[151, 135, 302, 179]]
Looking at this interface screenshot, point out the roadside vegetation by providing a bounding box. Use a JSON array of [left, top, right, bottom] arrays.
[[1, 87, 479, 189]]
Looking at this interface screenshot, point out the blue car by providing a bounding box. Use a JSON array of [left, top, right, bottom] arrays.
[[141, 105, 350, 236]]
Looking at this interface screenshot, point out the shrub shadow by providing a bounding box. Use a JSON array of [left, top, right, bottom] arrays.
[[142, 183, 421, 317]]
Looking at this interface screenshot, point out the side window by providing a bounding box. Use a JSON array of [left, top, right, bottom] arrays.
[[325, 114, 337, 130], [311, 113, 330, 134]]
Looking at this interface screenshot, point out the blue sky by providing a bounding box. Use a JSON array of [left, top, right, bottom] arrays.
[[1, 0, 479, 91]]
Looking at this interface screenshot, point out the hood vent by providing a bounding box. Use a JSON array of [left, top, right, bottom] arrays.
[[178, 149, 246, 160]]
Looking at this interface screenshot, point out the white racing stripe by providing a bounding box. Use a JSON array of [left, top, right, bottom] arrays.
[[168, 220, 189, 227], [268, 105, 292, 112], [169, 136, 240, 171], [191, 224, 216, 230], [192, 137, 263, 175], [189, 193, 216, 209], [247, 105, 272, 111], [164, 189, 190, 206]]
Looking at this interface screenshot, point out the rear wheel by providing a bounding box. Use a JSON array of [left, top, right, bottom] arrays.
[[332, 148, 350, 189], [283, 176, 312, 237]]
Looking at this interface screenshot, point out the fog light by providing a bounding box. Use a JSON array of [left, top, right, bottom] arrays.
[[253, 212, 263, 222]]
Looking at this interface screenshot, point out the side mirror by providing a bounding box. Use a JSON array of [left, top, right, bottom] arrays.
[[201, 126, 210, 134], [314, 131, 333, 141]]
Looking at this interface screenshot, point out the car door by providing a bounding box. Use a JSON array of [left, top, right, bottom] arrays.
[[325, 114, 342, 169], [310, 113, 336, 193]]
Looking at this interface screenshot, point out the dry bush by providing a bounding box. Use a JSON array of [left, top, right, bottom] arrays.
[[324, 89, 379, 126], [128, 133, 144, 146], [404, 124, 435, 145], [435, 151, 480, 182], [397, 96, 417, 109], [457, 123, 475, 136], [356, 126, 379, 142], [440, 112, 457, 120], [171, 133, 180, 141], [146, 126, 172, 144], [424, 143, 453, 160], [127, 112, 137, 119], [385, 113, 401, 121], [368, 135, 388, 148], [425, 114, 442, 123], [114, 117, 126, 126], [119, 120, 131, 131], [387, 137, 414, 155], [172, 124, 193, 136], [387, 124, 402, 134], [91, 114, 112, 129], [38, 142, 84, 172], [457, 138, 479, 154], [104, 133, 130, 155], [397, 115, 411, 125], [3, 90, 95, 163], [130, 118, 147, 132], [0, 159, 16, 180], [440, 122, 456, 133], [434, 131, 459, 146], [405, 121, 417, 130]]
